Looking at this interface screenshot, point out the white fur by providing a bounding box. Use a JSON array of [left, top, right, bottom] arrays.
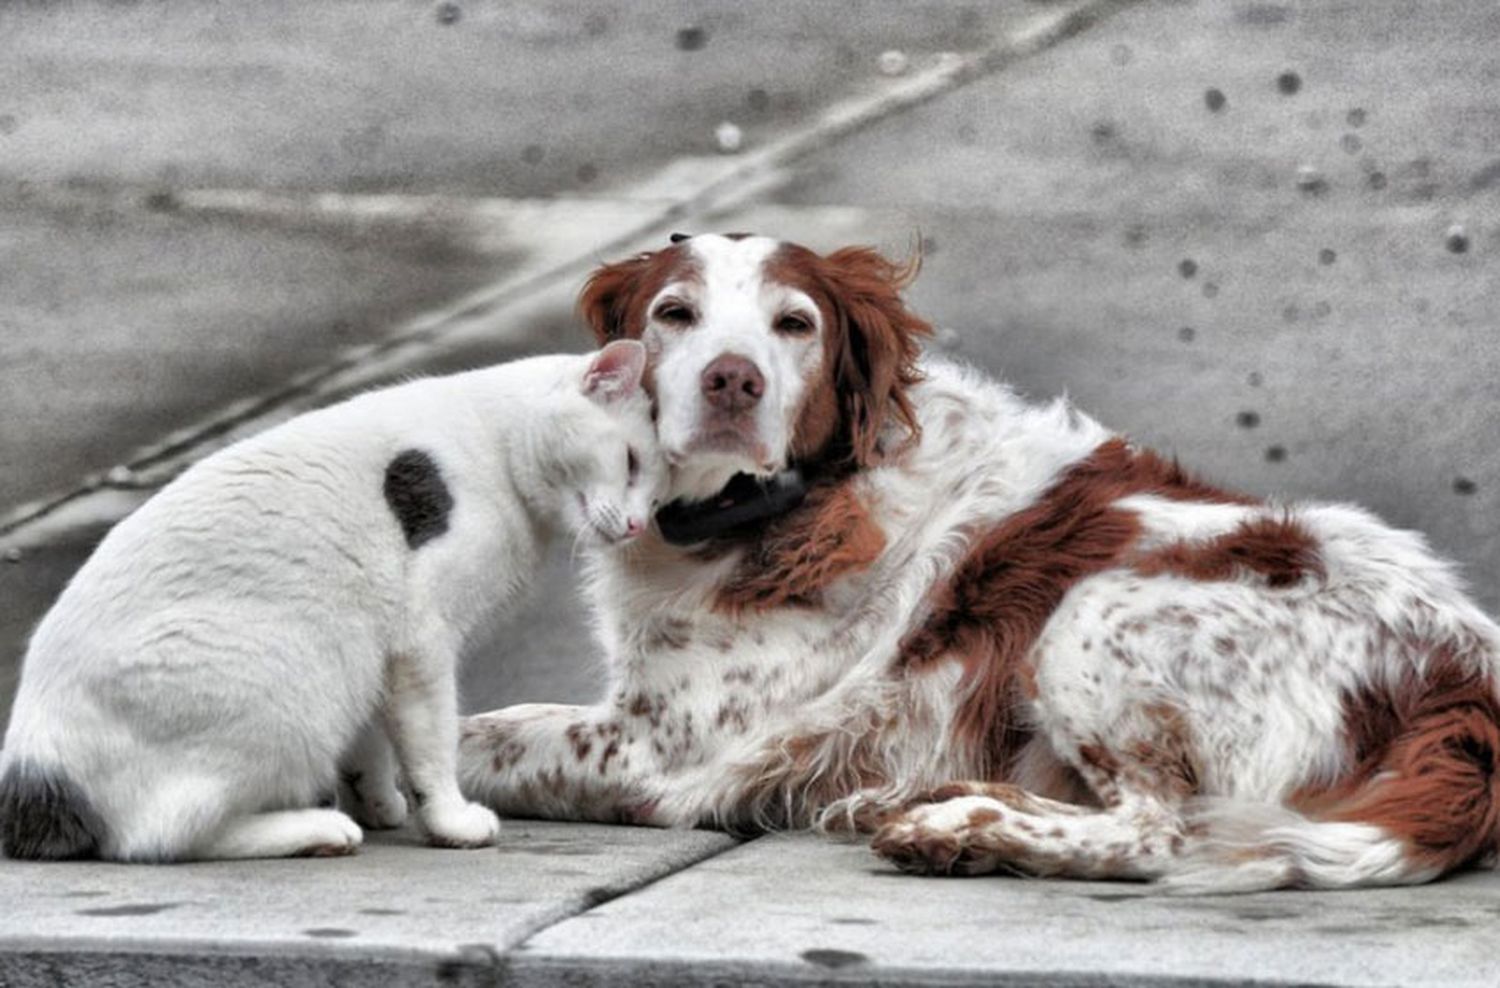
[[2, 343, 666, 861]]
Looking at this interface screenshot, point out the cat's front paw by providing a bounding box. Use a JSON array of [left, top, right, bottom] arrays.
[[421, 800, 501, 849], [350, 787, 408, 831]]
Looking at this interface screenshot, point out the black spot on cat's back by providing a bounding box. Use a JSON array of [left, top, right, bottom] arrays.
[[384, 449, 453, 549]]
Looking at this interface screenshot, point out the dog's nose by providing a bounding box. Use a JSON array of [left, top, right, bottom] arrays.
[[701, 354, 765, 412]]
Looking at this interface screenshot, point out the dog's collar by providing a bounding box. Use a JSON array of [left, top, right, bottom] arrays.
[[655, 468, 810, 546]]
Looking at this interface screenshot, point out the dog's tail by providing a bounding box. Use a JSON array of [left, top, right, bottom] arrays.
[[0, 760, 105, 860], [1168, 653, 1500, 894]]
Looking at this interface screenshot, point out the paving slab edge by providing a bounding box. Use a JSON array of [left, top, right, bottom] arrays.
[[503, 954, 1354, 988], [0, 944, 504, 988]]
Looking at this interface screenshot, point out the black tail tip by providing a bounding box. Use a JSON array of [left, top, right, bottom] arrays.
[[0, 762, 103, 860]]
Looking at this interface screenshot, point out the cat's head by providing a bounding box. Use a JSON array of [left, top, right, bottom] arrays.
[[561, 339, 668, 544]]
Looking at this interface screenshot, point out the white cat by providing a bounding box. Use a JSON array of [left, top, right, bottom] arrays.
[[0, 340, 665, 862]]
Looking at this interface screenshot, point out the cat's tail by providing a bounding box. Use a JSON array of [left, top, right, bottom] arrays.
[[0, 760, 105, 860]]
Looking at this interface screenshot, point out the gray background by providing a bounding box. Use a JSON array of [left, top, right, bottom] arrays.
[[1, 0, 1496, 728]]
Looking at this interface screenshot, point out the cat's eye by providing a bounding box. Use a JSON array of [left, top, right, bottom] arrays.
[[627, 446, 640, 484], [653, 300, 696, 326], [774, 311, 814, 335]]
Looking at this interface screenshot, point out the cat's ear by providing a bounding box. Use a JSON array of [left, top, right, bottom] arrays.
[[582, 339, 647, 404]]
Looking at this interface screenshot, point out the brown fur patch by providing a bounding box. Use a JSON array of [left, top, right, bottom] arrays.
[[1131, 703, 1202, 800], [900, 438, 1253, 776], [967, 806, 1004, 827], [565, 721, 593, 762], [714, 479, 886, 614], [1293, 647, 1500, 873], [1134, 515, 1324, 588]]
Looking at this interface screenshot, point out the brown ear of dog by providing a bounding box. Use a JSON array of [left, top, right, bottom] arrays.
[[770, 244, 932, 470]]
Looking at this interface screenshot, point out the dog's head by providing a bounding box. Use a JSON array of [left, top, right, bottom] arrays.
[[579, 233, 932, 501]]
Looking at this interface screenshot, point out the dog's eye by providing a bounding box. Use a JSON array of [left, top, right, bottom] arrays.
[[653, 301, 696, 326], [775, 312, 814, 335]]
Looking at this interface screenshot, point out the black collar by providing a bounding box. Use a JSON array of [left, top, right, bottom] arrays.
[[655, 468, 810, 546]]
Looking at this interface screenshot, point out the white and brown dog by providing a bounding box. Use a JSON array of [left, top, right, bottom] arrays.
[[456, 232, 1500, 892]]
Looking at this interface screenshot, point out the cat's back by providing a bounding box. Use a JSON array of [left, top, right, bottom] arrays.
[[29, 358, 574, 630], [22, 380, 456, 665]]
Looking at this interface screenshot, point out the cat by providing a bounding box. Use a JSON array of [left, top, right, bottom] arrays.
[[0, 339, 665, 862]]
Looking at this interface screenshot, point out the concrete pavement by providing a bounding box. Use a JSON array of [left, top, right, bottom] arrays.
[[520, 834, 1500, 987], [3, 0, 1500, 984], [1, 824, 735, 988], [6, 828, 1500, 987]]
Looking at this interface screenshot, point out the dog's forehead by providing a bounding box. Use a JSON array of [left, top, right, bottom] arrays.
[[683, 234, 782, 296]]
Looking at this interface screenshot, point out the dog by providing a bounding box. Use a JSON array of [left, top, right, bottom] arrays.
[[458, 232, 1500, 892]]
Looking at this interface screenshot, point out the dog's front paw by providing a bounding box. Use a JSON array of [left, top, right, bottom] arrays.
[[421, 800, 501, 849]]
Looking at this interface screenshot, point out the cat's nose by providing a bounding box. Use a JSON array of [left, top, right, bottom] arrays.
[[625, 517, 646, 537]]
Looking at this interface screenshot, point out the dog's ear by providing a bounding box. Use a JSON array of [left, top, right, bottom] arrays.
[[578, 254, 650, 345], [578, 247, 692, 345], [820, 246, 933, 469]]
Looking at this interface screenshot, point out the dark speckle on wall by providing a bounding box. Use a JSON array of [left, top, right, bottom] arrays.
[[675, 26, 708, 51], [801, 948, 870, 969], [78, 902, 182, 917]]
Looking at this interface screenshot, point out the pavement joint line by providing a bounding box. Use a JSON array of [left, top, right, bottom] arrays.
[[501, 834, 756, 965], [0, 0, 1134, 546]]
